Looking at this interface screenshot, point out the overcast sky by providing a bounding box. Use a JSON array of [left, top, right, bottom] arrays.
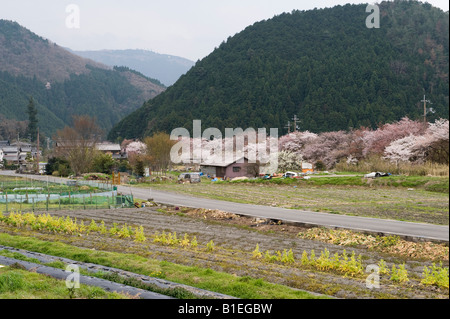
[[1, 0, 448, 61]]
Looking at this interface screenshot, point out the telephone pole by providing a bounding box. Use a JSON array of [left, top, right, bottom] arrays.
[[284, 121, 291, 134], [292, 115, 301, 132], [36, 127, 40, 174], [421, 95, 432, 123]]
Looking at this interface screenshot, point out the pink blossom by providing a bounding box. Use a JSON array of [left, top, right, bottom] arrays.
[[362, 117, 427, 157]]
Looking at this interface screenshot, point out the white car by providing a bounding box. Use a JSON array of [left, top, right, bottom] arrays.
[[283, 171, 299, 178], [364, 172, 391, 178]]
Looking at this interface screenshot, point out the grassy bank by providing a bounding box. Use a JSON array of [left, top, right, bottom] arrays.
[[0, 265, 130, 299], [335, 158, 449, 177], [222, 175, 449, 193]]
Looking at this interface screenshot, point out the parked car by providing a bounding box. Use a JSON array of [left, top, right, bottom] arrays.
[[178, 172, 201, 183], [283, 171, 299, 178], [364, 172, 391, 178]]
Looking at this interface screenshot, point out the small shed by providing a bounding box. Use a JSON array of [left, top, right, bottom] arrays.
[[302, 162, 314, 174]]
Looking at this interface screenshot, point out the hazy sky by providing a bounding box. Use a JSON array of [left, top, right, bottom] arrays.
[[1, 0, 448, 61]]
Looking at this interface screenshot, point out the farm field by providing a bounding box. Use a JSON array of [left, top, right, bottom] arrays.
[[0, 206, 448, 299], [0, 175, 133, 214]]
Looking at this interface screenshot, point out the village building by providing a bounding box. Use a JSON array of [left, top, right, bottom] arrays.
[[1, 146, 20, 163], [200, 157, 259, 179], [54, 141, 126, 159], [95, 142, 126, 159], [1, 140, 42, 167]]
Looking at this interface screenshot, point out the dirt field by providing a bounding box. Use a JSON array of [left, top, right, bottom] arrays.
[[1, 204, 448, 299]]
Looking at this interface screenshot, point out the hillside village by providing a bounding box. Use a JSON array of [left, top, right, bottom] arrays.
[[0, 139, 124, 175]]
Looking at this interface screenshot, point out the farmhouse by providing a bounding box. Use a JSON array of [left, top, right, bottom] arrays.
[[1, 146, 20, 163], [95, 142, 126, 159], [54, 141, 126, 159], [200, 157, 259, 179]]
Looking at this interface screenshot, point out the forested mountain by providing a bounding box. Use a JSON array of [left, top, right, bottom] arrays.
[[72, 49, 195, 87], [108, 1, 449, 141], [0, 20, 165, 139]]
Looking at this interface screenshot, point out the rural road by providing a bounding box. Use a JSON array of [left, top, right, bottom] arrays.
[[1, 171, 448, 242]]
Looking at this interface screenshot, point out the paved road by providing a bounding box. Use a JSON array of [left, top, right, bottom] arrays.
[[122, 185, 449, 242], [1, 171, 448, 242]]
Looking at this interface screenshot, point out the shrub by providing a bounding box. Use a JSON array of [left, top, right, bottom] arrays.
[[390, 264, 409, 283], [422, 263, 449, 289], [206, 240, 215, 252], [252, 244, 263, 259], [315, 160, 327, 171], [134, 226, 146, 243]]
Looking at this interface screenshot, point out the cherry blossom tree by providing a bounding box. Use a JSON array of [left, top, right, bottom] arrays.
[[384, 134, 422, 163], [302, 131, 351, 169], [278, 131, 318, 155], [362, 117, 427, 157], [125, 141, 147, 155], [384, 119, 449, 164], [411, 119, 449, 164], [277, 150, 303, 172]]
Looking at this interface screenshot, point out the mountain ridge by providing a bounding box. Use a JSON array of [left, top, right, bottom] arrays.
[[0, 20, 166, 139], [108, 1, 449, 141], [72, 49, 195, 87]]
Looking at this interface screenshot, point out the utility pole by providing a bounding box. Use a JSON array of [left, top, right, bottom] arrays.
[[36, 127, 40, 175], [17, 131, 20, 167], [284, 121, 291, 134], [421, 95, 432, 123], [292, 115, 301, 132]]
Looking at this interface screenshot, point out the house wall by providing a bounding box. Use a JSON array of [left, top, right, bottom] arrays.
[[225, 159, 253, 179], [202, 158, 258, 179]]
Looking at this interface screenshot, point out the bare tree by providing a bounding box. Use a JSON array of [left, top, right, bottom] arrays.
[[53, 115, 103, 176], [0, 115, 27, 141], [144, 132, 176, 175]]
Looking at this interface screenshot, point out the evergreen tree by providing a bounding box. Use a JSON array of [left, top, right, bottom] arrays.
[[26, 97, 38, 142]]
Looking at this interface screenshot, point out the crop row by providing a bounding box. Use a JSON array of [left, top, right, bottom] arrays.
[[252, 244, 449, 289], [1, 211, 447, 289], [0, 211, 214, 251]]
